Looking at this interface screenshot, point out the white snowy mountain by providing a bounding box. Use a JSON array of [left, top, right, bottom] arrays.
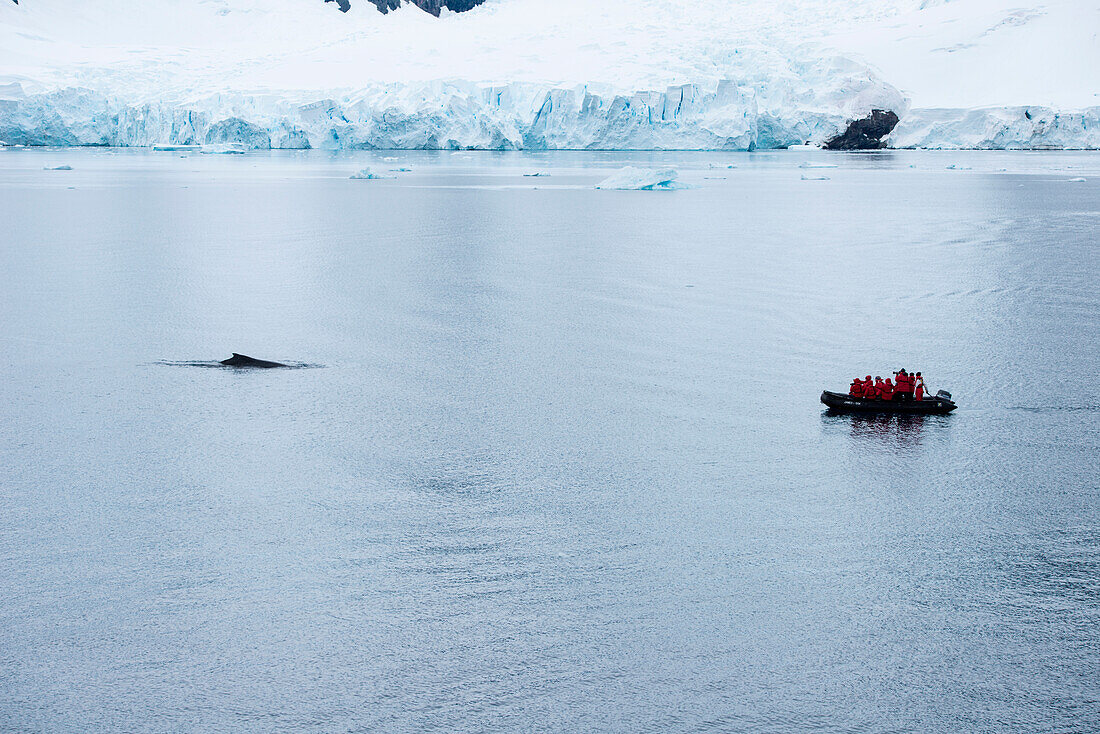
[[1, 0, 1097, 149]]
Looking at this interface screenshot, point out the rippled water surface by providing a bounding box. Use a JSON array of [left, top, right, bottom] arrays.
[[1, 149, 1098, 733]]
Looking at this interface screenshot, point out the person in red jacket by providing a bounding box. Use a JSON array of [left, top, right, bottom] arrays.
[[914, 372, 925, 401], [894, 369, 910, 400], [881, 377, 895, 401], [863, 376, 873, 399], [850, 377, 863, 397], [873, 376, 884, 399]]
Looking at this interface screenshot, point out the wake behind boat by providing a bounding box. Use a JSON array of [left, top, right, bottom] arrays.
[[821, 390, 957, 415]]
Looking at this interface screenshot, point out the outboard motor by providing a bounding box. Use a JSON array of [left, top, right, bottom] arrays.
[[936, 389, 952, 401]]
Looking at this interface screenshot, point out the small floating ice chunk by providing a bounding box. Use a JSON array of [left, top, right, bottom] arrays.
[[800, 174, 830, 181], [389, 167, 412, 172], [44, 164, 72, 170], [382, 156, 399, 161], [201, 143, 247, 154], [596, 166, 689, 190], [350, 167, 388, 179], [945, 164, 972, 170], [523, 171, 549, 177], [152, 144, 200, 151], [798, 161, 837, 169], [1067, 177, 1087, 182]]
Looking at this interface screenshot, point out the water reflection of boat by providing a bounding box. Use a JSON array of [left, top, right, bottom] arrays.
[[841, 412, 929, 447], [821, 390, 957, 415]]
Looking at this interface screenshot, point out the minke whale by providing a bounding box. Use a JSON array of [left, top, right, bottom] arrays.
[[219, 353, 288, 368]]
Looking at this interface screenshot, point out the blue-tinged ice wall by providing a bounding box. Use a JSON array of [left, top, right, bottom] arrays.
[[3, 77, 1095, 150], [0, 74, 903, 150]]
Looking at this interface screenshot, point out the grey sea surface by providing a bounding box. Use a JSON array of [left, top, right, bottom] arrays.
[[1, 148, 1098, 733]]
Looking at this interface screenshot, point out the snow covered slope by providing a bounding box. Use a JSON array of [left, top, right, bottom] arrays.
[[0, 0, 1096, 149]]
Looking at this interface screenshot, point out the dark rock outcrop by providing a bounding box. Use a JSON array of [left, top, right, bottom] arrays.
[[409, 0, 487, 13], [824, 109, 899, 150], [325, 0, 488, 16]]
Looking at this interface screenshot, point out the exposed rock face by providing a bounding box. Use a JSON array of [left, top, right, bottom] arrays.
[[414, 0, 487, 12], [325, 0, 488, 15], [824, 109, 899, 150]]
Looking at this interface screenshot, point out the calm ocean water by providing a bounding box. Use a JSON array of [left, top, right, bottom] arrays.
[[1, 148, 1098, 733]]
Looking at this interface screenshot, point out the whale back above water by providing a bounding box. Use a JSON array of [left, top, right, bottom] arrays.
[[219, 353, 287, 368]]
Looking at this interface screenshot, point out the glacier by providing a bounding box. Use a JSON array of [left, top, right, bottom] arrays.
[[888, 107, 1100, 150], [0, 71, 906, 151], [1, 0, 1097, 150]]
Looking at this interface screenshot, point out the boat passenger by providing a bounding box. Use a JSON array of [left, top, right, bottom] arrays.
[[863, 376, 873, 399], [914, 372, 925, 401], [895, 369, 910, 401], [850, 378, 863, 397], [873, 376, 884, 399], [881, 378, 895, 401]]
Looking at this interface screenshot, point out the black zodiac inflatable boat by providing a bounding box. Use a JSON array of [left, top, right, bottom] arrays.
[[820, 390, 957, 415]]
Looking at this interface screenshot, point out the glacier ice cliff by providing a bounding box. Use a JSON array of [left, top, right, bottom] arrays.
[[0, 66, 908, 151], [887, 107, 1100, 150], [1, 77, 1095, 152]]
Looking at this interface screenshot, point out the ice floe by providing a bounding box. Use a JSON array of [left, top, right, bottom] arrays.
[[349, 167, 388, 179], [596, 167, 689, 190]]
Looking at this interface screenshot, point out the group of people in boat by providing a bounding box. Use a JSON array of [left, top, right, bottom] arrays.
[[849, 369, 927, 401]]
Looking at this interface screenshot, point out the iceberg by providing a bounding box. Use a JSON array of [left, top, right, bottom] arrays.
[[800, 174, 830, 181], [798, 161, 837, 169], [349, 167, 387, 179], [200, 143, 248, 155], [596, 167, 687, 190]]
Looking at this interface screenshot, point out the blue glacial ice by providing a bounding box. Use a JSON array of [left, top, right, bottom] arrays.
[[596, 167, 690, 190]]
